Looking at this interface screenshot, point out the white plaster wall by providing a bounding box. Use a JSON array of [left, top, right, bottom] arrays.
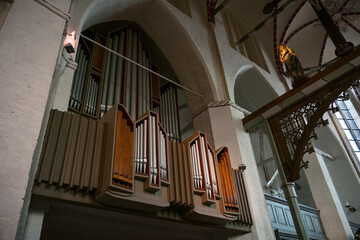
[[213, 13, 287, 104], [304, 152, 354, 240], [0, 0, 70, 239], [313, 114, 360, 224]]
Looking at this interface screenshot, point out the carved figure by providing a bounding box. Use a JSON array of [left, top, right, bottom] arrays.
[[279, 44, 307, 86]]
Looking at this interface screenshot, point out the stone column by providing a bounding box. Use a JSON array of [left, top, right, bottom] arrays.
[[193, 102, 275, 240], [0, 0, 72, 239], [303, 152, 354, 240]]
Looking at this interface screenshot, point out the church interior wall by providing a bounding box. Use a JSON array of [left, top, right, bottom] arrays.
[[0, 1, 72, 239], [313, 121, 360, 223]]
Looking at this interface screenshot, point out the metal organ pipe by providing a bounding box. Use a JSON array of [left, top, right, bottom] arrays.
[[107, 35, 118, 108], [125, 30, 132, 114], [143, 119, 146, 173], [138, 45, 143, 116], [140, 121, 144, 173], [101, 37, 113, 115], [208, 148, 218, 196], [165, 90, 170, 138], [152, 115, 157, 185], [141, 51, 146, 116], [114, 32, 125, 105], [194, 141, 203, 189], [84, 77, 92, 113], [134, 125, 138, 172], [76, 57, 88, 110], [70, 48, 83, 108], [73, 49, 85, 106], [89, 77, 95, 114], [200, 136, 211, 199], [171, 87, 177, 139], [191, 145, 198, 188], [74, 50, 85, 109], [130, 31, 138, 120], [145, 58, 150, 111]]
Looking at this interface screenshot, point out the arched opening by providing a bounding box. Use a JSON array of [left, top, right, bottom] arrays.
[[234, 65, 277, 112]]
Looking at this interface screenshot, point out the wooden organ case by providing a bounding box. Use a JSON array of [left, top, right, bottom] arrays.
[[35, 106, 252, 232]]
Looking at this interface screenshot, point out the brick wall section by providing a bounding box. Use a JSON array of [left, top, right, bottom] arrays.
[[0, 0, 71, 239]]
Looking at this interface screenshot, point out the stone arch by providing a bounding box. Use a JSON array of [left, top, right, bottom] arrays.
[[233, 65, 278, 112]]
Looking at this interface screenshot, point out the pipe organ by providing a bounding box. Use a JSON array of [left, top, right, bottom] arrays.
[[100, 27, 151, 121], [184, 132, 219, 205], [69, 28, 182, 146], [84, 74, 100, 116], [134, 111, 169, 191], [40, 105, 252, 230], [160, 84, 181, 141]]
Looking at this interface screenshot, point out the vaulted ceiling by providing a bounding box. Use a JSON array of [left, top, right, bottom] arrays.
[[226, 0, 360, 75]]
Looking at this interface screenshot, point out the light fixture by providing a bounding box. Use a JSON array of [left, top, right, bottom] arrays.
[[64, 31, 76, 53], [345, 202, 356, 212], [238, 164, 246, 172]]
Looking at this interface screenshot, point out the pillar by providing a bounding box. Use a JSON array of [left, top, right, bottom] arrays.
[[303, 151, 354, 240]]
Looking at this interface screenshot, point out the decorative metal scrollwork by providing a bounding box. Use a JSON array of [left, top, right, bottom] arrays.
[[278, 94, 330, 166]]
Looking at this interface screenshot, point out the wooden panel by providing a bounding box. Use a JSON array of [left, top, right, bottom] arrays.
[[234, 169, 252, 225], [112, 106, 134, 189], [38, 110, 64, 182], [35, 110, 104, 193], [92, 34, 106, 72], [275, 206, 287, 225], [304, 214, 316, 232], [70, 117, 89, 188], [49, 112, 72, 184], [265, 194, 326, 239], [80, 119, 97, 190], [60, 114, 81, 187], [168, 139, 193, 210], [90, 121, 105, 191], [217, 148, 239, 214], [267, 204, 276, 223]]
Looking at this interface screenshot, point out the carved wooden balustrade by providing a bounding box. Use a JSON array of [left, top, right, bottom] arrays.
[[35, 104, 253, 231]]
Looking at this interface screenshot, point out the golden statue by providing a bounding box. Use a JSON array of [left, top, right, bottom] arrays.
[[279, 44, 307, 87]]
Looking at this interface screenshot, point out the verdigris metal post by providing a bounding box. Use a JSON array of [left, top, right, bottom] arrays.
[[264, 120, 309, 240]]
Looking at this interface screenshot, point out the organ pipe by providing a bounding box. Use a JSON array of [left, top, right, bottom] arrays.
[[107, 35, 118, 108], [114, 32, 125, 105], [130, 31, 138, 120], [101, 37, 112, 115], [125, 30, 132, 113]]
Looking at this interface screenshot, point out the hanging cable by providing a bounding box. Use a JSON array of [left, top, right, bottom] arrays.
[[80, 34, 205, 99]]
